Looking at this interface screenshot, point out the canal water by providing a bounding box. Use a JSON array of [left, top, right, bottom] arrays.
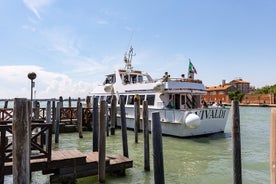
[[4, 106, 270, 183]]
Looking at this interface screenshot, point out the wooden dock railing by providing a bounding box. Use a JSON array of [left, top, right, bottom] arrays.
[[0, 122, 52, 180], [0, 109, 13, 121]]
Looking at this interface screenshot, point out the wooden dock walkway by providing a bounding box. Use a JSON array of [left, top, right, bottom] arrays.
[[3, 149, 133, 183]]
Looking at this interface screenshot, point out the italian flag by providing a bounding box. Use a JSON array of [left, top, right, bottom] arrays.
[[189, 60, 197, 74]]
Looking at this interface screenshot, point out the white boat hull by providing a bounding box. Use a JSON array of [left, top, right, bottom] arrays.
[[117, 107, 230, 137]]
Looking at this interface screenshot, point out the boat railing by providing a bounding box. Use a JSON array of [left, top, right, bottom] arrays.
[[156, 78, 202, 83]]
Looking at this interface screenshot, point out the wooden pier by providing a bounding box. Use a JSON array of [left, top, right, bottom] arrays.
[[3, 150, 132, 183], [0, 98, 133, 184]]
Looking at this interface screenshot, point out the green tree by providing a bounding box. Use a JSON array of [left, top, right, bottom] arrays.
[[228, 90, 244, 102], [252, 85, 276, 94]]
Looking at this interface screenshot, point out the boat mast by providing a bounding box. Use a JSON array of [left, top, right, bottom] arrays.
[[124, 46, 135, 70]]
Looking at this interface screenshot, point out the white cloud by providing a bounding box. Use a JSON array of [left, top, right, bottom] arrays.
[[96, 20, 109, 25], [22, 0, 54, 19], [0, 65, 93, 99], [22, 25, 36, 32]]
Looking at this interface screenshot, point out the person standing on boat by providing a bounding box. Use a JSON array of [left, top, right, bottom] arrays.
[[201, 100, 208, 108], [181, 74, 185, 81], [124, 75, 129, 84], [162, 72, 168, 82], [168, 75, 171, 81], [167, 98, 175, 109]]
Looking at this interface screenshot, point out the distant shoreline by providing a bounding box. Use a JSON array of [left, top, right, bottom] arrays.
[[224, 103, 276, 107]]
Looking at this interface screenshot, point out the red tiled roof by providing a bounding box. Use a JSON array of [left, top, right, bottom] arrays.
[[206, 84, 232, 91]]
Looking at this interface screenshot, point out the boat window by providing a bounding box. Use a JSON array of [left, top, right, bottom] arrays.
[[139, 95, 145, 105], [181, 95, 186, 105], [103, 75, 116, 84], [180, 95, 186, 109], [118, 95, 127, 105], [123, 75, 130, 84], [138, 75, 143, 83], [130, 75, 137, 83], [106, 95, 112, 104], [127, 95, 135, 105], [146, 95, 155, 106]]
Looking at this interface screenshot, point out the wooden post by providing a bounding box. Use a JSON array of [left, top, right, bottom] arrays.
[[143, 101, 150, 171], [86, 96, 92, 128], [86, 96, 92, 108], [77, 102, 83, 138], [232, 100, 242, 184], [45, 101, 53, 162], [0, 125, 6, 183], [134, 94, 140, 143], [93, 97, 99, 152], [68, 96, 72, 108], [34, 100, 40, 120], [45, 101, 51, 149], [59, 96, 63, 108], [110, 95, 117, 135], [46, 101, 51, 124], [52, 99, 56, 133], [105, 102, 109, 137], [55, 102, 61, 143], [271, 108, 276, 184], [12, 98, 31, 184], [120, 96, 129, 158], [152, 112, 164, 184], [98, 100, 106, 183], [4, 100, 8, 108]]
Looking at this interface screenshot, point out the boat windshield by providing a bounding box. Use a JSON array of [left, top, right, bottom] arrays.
[[103, 74, 116, 84]]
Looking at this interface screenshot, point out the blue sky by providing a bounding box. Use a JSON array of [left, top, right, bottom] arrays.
[[0, 0, 276, 99]]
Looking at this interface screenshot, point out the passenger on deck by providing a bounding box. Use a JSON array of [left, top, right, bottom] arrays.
[[124, 75, 129, 84], [166, 99, 175, 109], [162, 72, 168, 82], [201, 100, 208, 108], [181, 74, 185, 81]]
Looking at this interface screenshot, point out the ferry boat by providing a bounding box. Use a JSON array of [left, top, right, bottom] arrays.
[[89, 47, 230, 137]]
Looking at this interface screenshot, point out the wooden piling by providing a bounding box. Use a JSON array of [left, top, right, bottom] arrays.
[[46, 101, 51, 124], [152, 112, 165, 184], [4, 100, 8, 108], [77, 102, 83, 138], [12, 98, 31, 184], [105, 102, 109, 137], [86, 96, 92, 128], [0, 124, 6, 184], [34, 100, 40, 120], [93, 97, 99, 152], [68, 96, 72, 108], [143, 101, 150, 171], [59, 96, 63, 107], [231, 100, 242, 184], [134, 94, 140, 143], [55, 102, 61, 144], [120, 96, 129, 158], [52, 99, 56, 133], [46, 101, 51, 148], [98, 100, 106, 183], [110, 95, 117, 135], [271, 108, 276, 184]]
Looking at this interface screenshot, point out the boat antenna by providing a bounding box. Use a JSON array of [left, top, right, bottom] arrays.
[[124, 46, 135, 70]]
